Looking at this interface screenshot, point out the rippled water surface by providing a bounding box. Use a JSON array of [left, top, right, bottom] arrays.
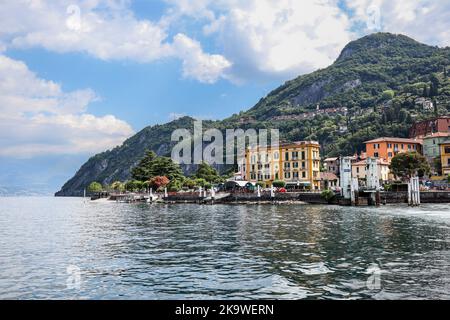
[[1, 197, 450, 299]]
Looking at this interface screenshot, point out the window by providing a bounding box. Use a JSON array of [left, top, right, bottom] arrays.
[[285, 152, 289, 161], [293, 162, 299, 168], [374, 152, 379, 157], [293, 172, 299, 179], [274, 152, 279, 160], [302, 172, 306, 178], [388, 152, 393, 158], [284, 162, 291, 169], [401, 144, 404, 149], [356, 167, 360, 173], [302, 151, 306, 159], [388, 143, 392, 148], [302, 162, 306, 168], [292, 151, 298, 159], [445, 146, 450, 154], [284, 172, 291, 179], [408, 144, 411, 150]]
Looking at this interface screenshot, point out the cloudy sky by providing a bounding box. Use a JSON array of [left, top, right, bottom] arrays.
[[1, 0, 449, 193]]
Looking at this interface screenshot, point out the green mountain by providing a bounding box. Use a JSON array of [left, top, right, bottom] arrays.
[[56, 33, 450, 196]]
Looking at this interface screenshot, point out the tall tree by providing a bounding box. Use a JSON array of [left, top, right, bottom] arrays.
[[150, 157, 184, 182], [429, 73, 440, 97], [195, 162, 221, 183], [389, 152, 431, 180], [131, 150, 157, 181], [88, 182, 103, 193]]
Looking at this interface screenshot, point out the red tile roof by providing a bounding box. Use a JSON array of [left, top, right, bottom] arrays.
[[364, 137, 423, 144]]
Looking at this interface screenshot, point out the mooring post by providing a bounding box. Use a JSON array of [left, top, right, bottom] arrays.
[[351, 178, 359, 206], [408, 177, 420, 206]]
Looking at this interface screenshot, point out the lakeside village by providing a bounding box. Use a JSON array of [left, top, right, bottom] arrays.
[[89, 116, 450, 206]]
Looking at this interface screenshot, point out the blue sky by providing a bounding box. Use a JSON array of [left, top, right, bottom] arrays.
[[1, 0, 449, 194]]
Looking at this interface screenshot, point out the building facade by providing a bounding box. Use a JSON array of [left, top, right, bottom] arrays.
[[440, 142, 450, 176], [243, 141, 321, 190], [365, 137, 422, 163], [351, 158, 390, 183], [409, 116, 450, 139], [323, 157, 339, 175], [244, 145, 281, 183], [422, 133, 450, 175], [280, 141, 321, 190]]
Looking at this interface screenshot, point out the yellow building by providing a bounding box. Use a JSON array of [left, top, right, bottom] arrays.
[[244, 145, 281, 184], [243, 141, 321, 190], [440, 142, 450, 175]]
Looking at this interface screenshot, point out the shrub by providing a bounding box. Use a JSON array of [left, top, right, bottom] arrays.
[[272, 180, 286, 188], [321, 189, 336, 203]]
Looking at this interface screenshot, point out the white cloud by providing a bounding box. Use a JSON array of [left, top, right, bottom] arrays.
[[0, 55, 134, 158], [164, 0, 450, 82], [0, 0, 230, 83], [1, 0, 449, 85], [166, 0, 354, 82], [345, 0, 450, 47], [172, 33, 232, 83]]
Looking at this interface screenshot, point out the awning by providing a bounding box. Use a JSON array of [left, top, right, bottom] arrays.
[[286, 181, 311, 186]]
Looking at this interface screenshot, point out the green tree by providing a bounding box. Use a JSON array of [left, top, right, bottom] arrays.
[[131, 150, 157, 181], [111, 181, 125, 192], [272, 180, 286, 188], [167, 180, 182, 192], [150, 157, 184, 182], [430, 74, 440, 97], [88, 182, 103, 193], [194, 178, 208, 188], [183, 178, 197, 189], [381, 90, 395, 101], [195, 162, 221, 183], [131, 150, 184, 183], [389, 152, 431, 180], [125, 180, 142, 192], [321, 189, 336, 204]]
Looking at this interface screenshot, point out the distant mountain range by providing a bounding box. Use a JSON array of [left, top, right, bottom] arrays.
[[56, 33, 450, 196], [0, 186, 54, 197]]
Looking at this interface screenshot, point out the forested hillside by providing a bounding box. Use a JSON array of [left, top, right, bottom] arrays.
[[56, 33, 450, 196]]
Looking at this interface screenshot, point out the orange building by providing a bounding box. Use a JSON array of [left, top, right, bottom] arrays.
[[364, 137, 423, 163]]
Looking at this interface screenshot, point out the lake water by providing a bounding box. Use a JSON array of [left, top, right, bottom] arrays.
[[0, 197, 449, 300]]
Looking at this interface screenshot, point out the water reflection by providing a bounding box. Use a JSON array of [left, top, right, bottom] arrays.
[[0, 197, 449, 299]]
